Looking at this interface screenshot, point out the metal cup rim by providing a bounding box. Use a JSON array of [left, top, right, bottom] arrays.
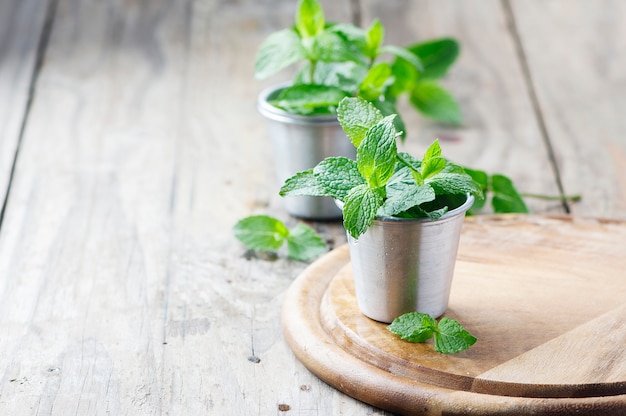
[[335, 193, 475, 224]]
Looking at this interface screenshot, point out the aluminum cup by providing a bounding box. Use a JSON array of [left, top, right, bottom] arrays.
[[258, 85, 356, 220], [347, 194, 474, 323]]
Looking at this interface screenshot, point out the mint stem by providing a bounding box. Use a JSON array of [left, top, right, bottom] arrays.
[[309, 59, 317, 83], [521, 192, 582, 202]]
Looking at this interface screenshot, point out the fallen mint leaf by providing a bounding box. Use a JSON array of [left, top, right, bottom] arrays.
[[433, 317, 477, 354], [388, 313, 477, 354], [233, 215, 290, 251], [387, 312, 437, 343]]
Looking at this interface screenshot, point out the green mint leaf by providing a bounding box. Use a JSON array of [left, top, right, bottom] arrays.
[[408, 38, 460, 79], [433, 317, 477, 354], [280, 169, 328, 197], [365, 18, 384, 59], [255, 29, 306, 80], [492, 174, 529, 213], [298, 61, 367, 94], [387, 57, 418, 99], [358, 62, 393, 101], [380, 176, 435, 217], [420, 140, 446, 179], [328, 24, 369, 64], [463, 168, 488, 214], [314, 157, 365, 201], [357, 116, 398, 189], [314, 29, 363, 63], [396, 151, 423, 185], [337, 97, 384, 147], [387, 312, 437, 343], [423, 139, 442, 160], [380, 45, 423, 72], [370, 99, 406, 140], [233, 215, 289, 251], [426, 172, 483, 197], [410, 80, 462, 125], [270, 84, 350, 115], [296, 0, 325, 38], [286, 223, 328, 261], [343, 184, 383, 239]]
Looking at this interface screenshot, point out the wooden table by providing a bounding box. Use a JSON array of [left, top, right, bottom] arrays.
[[0, 0, 625, 414]]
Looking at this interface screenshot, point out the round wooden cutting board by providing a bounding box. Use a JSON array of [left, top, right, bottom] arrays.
[[282, 215, 626, 415]]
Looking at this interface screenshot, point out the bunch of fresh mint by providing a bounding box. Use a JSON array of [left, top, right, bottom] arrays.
[[387, 312, 477, 354], [255, 0, 462, 131], [233, 215, 327, 261], [280, 97, 482, 239]]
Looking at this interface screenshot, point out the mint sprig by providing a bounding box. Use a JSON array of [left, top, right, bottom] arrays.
[[387, 312, 477, 354], [255, 0, 463, 129], [280, 96, 483, 239], [233, 215, 327, 262]]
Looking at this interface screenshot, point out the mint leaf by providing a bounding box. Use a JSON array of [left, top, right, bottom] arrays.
[[380, 45, 423, 72], [255, 29, 306, 80], [358, 62, 393, 101], [296, 0, 325, 38], [233, 215, 290, 251], [357, 117, 398, 188], [365, 18, 384, 59], [433, 317, 477, 354], [410, 80, 462, 125], [388, 313, 477, 354], [387, 312, 437, 343], [298, 61, 367, 93], [337, 97, 383, 147], [234, 215, 327, 262], [420, 140, 446, 179], [270, 84, 350, 115], [427, 172, 483, 197], [387, 57, 418, 99], [314, 29, 362, 63], [314, 157, 365, 201], [280, 169, 328, 197], [380, 179, 435, 217], [492, 174, 529, 213], [286, 223, 328, 261], [464, 168, 488, 214], [408, 38, 460, 80], [370, 99, 406, 140], [343, 184, 383, 239]]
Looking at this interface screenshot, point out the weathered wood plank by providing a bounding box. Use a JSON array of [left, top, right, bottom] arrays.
[[0, 0, 386, 414], [0, 0, 49, 212], [160, 0, 390, 413], [511, 0, 626, 219], [360, 0, 565, 214]]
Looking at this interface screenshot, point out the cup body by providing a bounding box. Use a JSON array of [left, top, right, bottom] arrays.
[[258, 85, 356, 219], [347, 195, 474, 323]]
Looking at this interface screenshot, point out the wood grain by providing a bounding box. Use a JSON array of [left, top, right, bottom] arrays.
[[284, 215, 626, 415], [511, 0, 626, 218], [0, 0, 49, 204]]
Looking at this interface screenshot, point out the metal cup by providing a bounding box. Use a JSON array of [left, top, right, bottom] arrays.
[[347, 194, 474, 323], [258, 85, 356, 220]]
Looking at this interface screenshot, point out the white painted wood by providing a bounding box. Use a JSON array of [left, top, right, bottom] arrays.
[[0, 0, 49, 203], [511, 0, 626, 219], [0, 0, 386, 414]]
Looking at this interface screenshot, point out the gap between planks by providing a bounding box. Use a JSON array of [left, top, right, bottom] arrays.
[[0, 0, 58, 231], [501, 0, 570, 213]]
